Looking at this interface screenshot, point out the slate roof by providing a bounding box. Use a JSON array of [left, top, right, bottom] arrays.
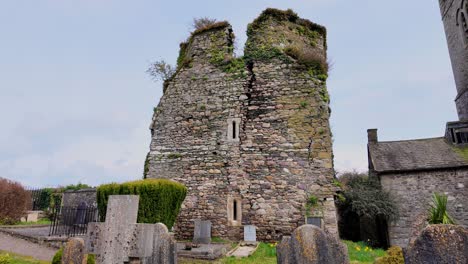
[[368, 137, 468, 173]]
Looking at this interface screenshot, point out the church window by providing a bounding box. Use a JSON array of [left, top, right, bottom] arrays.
[[227, 196, 242, 226], [458, 1, 468, 45], [227, 118, 240, 142]]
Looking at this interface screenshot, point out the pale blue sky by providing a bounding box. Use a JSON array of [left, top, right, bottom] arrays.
[[0, 0, 457, 187]]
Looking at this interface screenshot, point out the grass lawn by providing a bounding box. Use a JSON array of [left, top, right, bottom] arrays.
[[179, 242, 276, 264], [344, 241, 387, 264], [13, 219, 51, 226], [0, 251, 49, 264]]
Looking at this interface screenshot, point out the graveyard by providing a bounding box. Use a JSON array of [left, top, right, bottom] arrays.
[[1, 1, 468, 264]]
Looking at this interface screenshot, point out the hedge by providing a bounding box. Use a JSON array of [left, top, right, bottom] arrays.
[[97, 179, 187, 229]]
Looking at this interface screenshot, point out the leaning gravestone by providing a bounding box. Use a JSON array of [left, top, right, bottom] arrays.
[[62, 237, 87, 264], [277, 225, 349, 264], [405, 224, 468, 264], [86, 195, 177, 264], [193, 220, 211, 244]]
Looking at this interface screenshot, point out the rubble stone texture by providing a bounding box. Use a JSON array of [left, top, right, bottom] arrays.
[[276, 224, 349, 264], [62, 237, 87, 264], [439, 0, 468, 121], [405, 224, 468, 264], [147, 9, 338, 241]]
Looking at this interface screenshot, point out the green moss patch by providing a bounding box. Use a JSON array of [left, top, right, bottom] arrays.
[[453, 146, 468, 161]]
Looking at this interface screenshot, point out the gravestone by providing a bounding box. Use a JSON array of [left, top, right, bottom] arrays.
[[193, 220, 211, 244], [244, 225, 256, 242], [277, 225, 349, 264], [62, 237, 87, 264], [86, 195, 177, 264]]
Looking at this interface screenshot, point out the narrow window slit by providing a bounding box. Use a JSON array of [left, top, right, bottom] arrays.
[[233, 200, 238, 221], [232, 121, 236, 139]]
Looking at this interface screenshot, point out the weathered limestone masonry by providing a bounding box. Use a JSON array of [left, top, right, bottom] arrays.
[[439, 0, 468, 120], [147, 9, 338, 241]]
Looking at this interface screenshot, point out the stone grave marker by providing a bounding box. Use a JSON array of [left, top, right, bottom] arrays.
[[193, 220, 211, 244], [86, 195, 177, 264], [244, 225, 256, 242], [62, 237, 87, 264]]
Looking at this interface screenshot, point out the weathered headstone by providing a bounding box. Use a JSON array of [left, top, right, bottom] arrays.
[[244, 225, 256, 242], [62, 237, 87, 264], [193, 220, 211, 244], [277, 224, 349, 264], [26, 211, 39, 222], [405, 224, 468, 264], [86, 195, 177, 264]]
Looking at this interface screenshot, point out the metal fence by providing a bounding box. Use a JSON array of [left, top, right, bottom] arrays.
[[49, 205, 99, 237]]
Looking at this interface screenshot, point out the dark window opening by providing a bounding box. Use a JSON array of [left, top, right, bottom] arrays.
[[233, 200, 238, 221], [232, 121, 236, 139], [456, 132, 468, 144]]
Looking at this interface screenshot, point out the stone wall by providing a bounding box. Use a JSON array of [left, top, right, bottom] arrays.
[[379, 168, 468, 247], [439, 0, 468, 120], [62, 188, 97, 208], [147, 9, 338, 241]]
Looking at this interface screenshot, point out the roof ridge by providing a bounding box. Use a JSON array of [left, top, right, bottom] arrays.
[[375, 137, 445, 144]]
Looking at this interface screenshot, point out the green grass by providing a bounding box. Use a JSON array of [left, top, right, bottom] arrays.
[[0, 251, 50, 264], [344, 241, 386, 264], [179, 242, 276, 264], [14, 219, 51, 226]]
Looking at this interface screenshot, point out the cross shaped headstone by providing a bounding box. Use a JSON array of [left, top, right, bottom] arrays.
[[86, 195, 177, 264]]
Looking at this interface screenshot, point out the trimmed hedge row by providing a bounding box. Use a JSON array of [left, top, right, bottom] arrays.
[[97, 179, 187, 229]]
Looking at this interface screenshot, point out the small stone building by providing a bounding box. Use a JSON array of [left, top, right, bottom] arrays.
[[367, 129, 468, 247], [367, 0, 468, 248], [146, 9, 338, 241]]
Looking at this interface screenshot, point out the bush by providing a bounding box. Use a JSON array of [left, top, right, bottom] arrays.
[[336, 172, 398, 221], [284, 45, 329, 76], [374, 246, 404, 264], [52, 247, 95, 264], [97, 179, 187, 229], [428, 192, 455, 224], [51, 247, 62, 264], [0, 253, 12, 264], [0, 178, 31, 224]]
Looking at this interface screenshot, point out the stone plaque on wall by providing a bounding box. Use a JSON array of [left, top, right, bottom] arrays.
[[306, 217, 322, 228], [244, 225, 256, 242], [193, 219, 211, 244]]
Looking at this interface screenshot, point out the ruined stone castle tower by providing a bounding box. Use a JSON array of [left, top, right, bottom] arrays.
[[146, 9, 338, 241], [439, 0, 468, 120]]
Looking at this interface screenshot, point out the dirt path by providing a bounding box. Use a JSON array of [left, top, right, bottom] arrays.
[[0, 231, 56, 261]]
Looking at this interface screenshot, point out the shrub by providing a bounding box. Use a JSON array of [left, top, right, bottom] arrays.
[[193, 17, 218, 31], [374, 246, 404, 264], [0, 178, 31, 224], [336, 172, 398, 221], [51, 247, 62, 264], [0, 253, 11, 264], [284, 45, 328, 75], [428, 192, 455, 224], [97, 179, 187, 229]]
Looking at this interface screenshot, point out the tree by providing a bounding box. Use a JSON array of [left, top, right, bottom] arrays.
[[147, 60, 176, 82]]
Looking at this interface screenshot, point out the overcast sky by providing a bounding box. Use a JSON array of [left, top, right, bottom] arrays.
[[0, 0, 458, 187]]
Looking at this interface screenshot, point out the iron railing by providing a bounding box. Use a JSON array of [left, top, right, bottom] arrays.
[[49, 205, 99, 237]]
